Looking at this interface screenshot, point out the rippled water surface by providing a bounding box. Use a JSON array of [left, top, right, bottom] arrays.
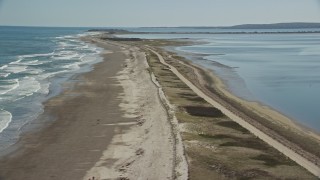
[[119, 30, 320, 132], [0, 26, 102, 150]]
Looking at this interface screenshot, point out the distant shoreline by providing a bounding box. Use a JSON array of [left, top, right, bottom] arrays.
[[89, 29, 320, 35]]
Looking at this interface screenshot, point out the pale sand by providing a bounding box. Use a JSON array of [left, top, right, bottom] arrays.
[[0, 37, 187, 180], [83, 39, 188, 180], [148, 47, 320, 178], [0, 39, 129, 179]]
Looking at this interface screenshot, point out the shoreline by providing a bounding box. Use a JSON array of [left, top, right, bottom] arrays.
[[119, 32, 320, 134], [167, 41, 320, 138], [0, 36, 184, 180], [191, 55, 320, 135], [0, 37, 133, 179], [0, 37, 104, 154], [167, 39, 320, 135], [139, 42, 318, 179], [106, 34, 320, 168], [176, 50, 320, 138], [111, 32, 320, 175], [0, 32, 319, 179], [165, 46, 320, 151], [146, 46, 320, 177]]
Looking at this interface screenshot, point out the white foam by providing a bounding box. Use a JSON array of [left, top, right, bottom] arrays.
[[19, 52, 54, 58], [75, 44, 89, 50], [0, 79, 19, 95], [80, 55, 96, 63], [10, 60, 44, 66], [63, 63, 80, 70], [25, 68, 43, 75], [58, 41, 78, 49], [9, 56, 24, 65], [17, 77, 41, 97], [55, 35, 75, 40], [63, 35, 75, 39], [1, 77, 41, 102], [53, 50, 81, 60], [0, 109, 12, 133], [4, 65, 28, 74], [0, 73, 10, 78], [53, 54, 79, 60], [38, 82, 50, 95], [39, 70, 67, 80], [0, 65, 8, 70]]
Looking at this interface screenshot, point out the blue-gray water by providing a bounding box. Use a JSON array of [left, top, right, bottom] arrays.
[[0, 26, 102, 150], [119, 30, 320, 132], [1, 27, 320, 153]]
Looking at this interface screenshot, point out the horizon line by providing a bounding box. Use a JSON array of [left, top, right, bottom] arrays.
[[1, 21, 320, 29]]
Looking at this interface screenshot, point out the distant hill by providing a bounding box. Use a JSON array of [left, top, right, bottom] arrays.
[[221, 22, 320, 29], [178, 23, 320, 29]]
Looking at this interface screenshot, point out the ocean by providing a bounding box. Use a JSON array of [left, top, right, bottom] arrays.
[[118, 29, 320, 132], [0, 26, 102, 151], [1, 26, 320, 153]]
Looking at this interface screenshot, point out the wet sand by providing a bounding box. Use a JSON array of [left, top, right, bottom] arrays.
[[0, 40, 131, 179], [0, 37, 186, 180]]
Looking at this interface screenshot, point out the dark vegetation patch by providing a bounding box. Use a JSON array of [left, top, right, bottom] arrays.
[[202, 77, 320, 158], [88, 29, 129, 33], [145, 49, 314, 179], [217, 121, 249, 133], [251, 154, 295, 167], [178, 92, 195, 97], [178, 92, 205, 102], [198, 134, 237, 139], [239, 169, 272, 180], [198, 133, 270, 151], [194, 152, 275, 180], [187, 97, 206, 103], [101, 37, 142, 41], [158, 72, 173, 77], [165, 84, 190, 89], [219, 139, 270, 151], [184, 106, 224, 118]]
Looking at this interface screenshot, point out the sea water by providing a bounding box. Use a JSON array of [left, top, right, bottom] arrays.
[[119, 29, 320, 132], [0, 26, 103, 151]]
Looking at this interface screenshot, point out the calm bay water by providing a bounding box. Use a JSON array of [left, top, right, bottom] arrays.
[[0, 26, 102, 150], [1, 26, 319, 152], [119, 30, 320, 132]]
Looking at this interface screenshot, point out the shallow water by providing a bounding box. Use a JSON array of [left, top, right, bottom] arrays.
[[119, 30, 320, 132], [0, 26, 103, 150]]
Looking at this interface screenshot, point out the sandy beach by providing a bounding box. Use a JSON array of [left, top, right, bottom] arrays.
[[0, 37, 186, 180], [0, 33, 319, 179]]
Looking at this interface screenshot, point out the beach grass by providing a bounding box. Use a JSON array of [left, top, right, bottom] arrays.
[[142, 45, 317, 179]]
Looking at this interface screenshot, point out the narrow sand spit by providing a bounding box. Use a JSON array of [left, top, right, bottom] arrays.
[[84, 41, 188, 180], [0, 38, 187, 180], [147, 48, 320, 178]]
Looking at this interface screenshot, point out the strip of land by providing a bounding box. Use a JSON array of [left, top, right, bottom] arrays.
[[0, 37, 185, 180], [148, 47, 320, 177], [140, 42, 320, 179], [0, 33, 319, 180]]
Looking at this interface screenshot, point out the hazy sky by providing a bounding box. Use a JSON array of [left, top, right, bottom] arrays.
[[0, 0, 319, 27]]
